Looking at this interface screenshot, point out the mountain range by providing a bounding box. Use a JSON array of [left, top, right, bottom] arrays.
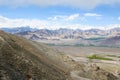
[[0, 27, 120, 40], [14, 27, 120, 40], [1, 27, 120, 47], [0, 26, 38, 34]]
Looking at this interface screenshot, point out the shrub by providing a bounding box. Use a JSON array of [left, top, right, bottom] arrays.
[[87, 54, 113, 60]]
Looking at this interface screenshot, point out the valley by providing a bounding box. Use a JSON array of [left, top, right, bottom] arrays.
[[51, 46, 120, 79]]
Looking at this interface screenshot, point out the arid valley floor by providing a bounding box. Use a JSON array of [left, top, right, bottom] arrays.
[[51, 46, 120, 79]]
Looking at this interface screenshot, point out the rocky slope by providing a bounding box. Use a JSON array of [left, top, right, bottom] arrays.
[[0, 30, 72, 80]]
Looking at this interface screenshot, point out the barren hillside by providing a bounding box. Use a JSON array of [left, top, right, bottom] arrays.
[[0, 30, 72, 80]]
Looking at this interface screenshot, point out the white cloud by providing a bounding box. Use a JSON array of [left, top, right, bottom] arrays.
[[84, 13, 102, 17], [48, 14, 80, 21], [0, 0, 120, 9], [0, 15, 49, 29], [118, 17, 120, 20], [48, 16, 58, 21], [0, 15, 120, 30], [67, 14, 80, 20], [48, 15, 66, 21], [106, 24, 120, 29]]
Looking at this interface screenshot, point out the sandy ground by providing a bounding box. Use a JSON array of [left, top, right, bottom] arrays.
[[51, 46, 120, 75], [52, 46, 120, 57]]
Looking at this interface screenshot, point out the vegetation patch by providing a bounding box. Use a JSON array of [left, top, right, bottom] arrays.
[[87, 54, 113, 60], [107, 55, 120, 58]]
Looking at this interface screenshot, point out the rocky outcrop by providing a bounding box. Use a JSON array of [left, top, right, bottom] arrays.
[[73, 64, 119, 80]]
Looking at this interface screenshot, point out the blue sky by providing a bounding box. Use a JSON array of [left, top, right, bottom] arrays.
[[0, 0, 120, 29]]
